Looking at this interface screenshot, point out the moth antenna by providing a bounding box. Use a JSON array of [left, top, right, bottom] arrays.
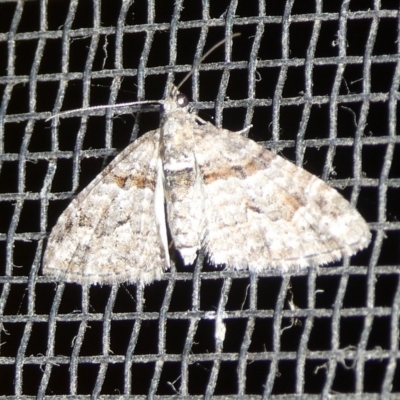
[[48, 35, 241, 122], [176, 33, 241, 90], [46, 100, 161, 122]]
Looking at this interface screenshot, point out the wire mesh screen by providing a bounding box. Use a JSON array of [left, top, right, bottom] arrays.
[[0, 0, 399, 398]]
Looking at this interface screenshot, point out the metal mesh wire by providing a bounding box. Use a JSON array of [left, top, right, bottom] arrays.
[[0, 0, 399, 398]]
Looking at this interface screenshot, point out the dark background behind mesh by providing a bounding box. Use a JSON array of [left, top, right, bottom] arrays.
[[0, 0, 399, 398]]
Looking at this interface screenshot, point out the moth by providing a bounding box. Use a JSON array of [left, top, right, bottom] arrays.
[[43, 82, 371, 286], [43, 37, 371, 286]]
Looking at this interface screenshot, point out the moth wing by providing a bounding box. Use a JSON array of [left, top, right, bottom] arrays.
[[43, 129, 168, 286], [194, 123, 371, 272]]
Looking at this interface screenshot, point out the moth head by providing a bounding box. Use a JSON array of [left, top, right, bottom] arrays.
[[176, 93, 188, 108], [163, 84, 190, 113]]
